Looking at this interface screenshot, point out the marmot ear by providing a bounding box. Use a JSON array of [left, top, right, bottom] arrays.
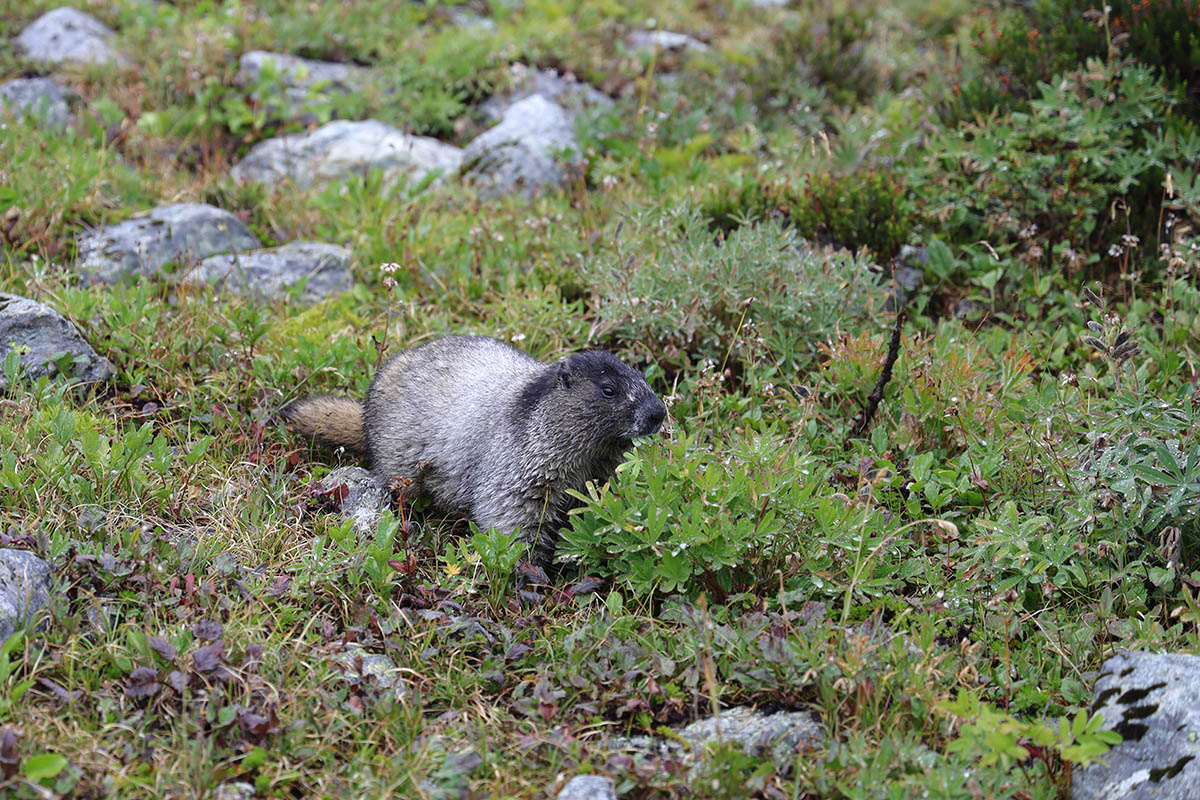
[[555, 360, 572, 389]]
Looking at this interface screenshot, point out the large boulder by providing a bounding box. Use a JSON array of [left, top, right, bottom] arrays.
[[230, 119, 463, 188], [461, 95, 580, 196], [1072, 651, 1200, 800], [479, 64, 613, 122], [182, 241, 353, 303], [0, 77, 70, 131], [0, 549, 52, 643], [76, 203, 261, 284], [14, 7, 130, 67], [0, 293, 113, 388]]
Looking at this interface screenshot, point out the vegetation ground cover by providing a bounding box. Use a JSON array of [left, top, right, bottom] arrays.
[[1, 0, 1199, 797]]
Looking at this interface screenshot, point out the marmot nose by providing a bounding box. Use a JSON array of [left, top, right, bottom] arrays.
[[645, 399, 666, 433]]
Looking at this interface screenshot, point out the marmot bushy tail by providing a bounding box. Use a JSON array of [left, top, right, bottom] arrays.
[[285, 335, 667, 567], [282, 395, 367, 454]]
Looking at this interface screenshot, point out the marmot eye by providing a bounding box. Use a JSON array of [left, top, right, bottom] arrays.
[[601, 385, 616, 397]]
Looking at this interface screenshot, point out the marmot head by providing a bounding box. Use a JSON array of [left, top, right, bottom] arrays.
[[519, 350, 667, 445]]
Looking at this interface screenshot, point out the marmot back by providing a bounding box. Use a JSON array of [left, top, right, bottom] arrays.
[[284, 335, 667, 566]]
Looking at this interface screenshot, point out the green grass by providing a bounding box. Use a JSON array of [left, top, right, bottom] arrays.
[[2, 0, 1200, 797]]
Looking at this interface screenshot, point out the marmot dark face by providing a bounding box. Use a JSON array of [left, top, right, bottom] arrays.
[[561, 350, 667, 443]]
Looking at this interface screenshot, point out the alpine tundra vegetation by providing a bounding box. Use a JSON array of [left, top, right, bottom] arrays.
[[1, 0, 1199, 798]]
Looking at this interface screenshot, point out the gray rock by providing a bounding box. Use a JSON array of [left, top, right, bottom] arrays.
[[1071, 651, 1200, 800], [238, 50, 369, 95], [558, 775, 616, 800], [237, 50, 370, 122], [316, 466, 388, 535], [479, 64, 613, 122], [15, 7, 129, 67], [212, 782, 255, 800], [449, 8, 497, 31], [0, 77, 70, 131], [627, 30, 711, 54], [461, 95, 580, 196], [611, 706, 822, 772], [76, 203, 261, 284], [231, 119, 463, 188], [0, 549, 52, 643], [183, 241, 352, 303], [331, 644, 406, 701], [0, 293, 113, 388]]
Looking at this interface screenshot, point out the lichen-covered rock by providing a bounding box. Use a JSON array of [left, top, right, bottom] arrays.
[[76, 203, 261, 284], [610, 706, 822, 773], [0, 77, 70, 131], [557, 775, 617, 800], [314, 466, 389, 535], [1071, 651, 1200, 800], [0, 293, 113, 388], [230, 119, 463, 188], [461, 95, 580, 196], [479, 64, 613, 122], [15, 7, 130, 66], [0, 549, 52, 643], [183, 241, 352, 303]]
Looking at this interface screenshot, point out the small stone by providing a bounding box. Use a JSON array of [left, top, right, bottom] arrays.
[[479, 64, 613, 122], [0, 77, 70, 131], [1071, 651, 1200, 800], [627, 29, 711, 54], [15, 7, 130, 67], [212, 781, 256, 800], [315, 466, 389, 535], [557, 775, 617, 800], [0, 293, 113, 388], [231, 119, 463, 189], [331, 644, 406, 701], [0, 549, 52, 643], [182, 241, 353, 303], [609, 706, 822, 775], [461, 95, 580, 196]]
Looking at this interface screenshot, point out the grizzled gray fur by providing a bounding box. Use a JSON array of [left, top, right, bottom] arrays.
[[284, 335, 667, 566]]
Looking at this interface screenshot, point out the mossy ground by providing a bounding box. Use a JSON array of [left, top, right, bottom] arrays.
[[2, 0, 1200, 798]]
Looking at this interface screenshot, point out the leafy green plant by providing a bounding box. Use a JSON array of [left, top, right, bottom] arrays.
[[587, 211, 885, 374]]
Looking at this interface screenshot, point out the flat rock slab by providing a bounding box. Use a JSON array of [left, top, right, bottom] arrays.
[[627, 30, 711, 54], [183, 241, 352, 302], [0, 293, 113, 388], [77, 203, 261, 284], [461, 95, 580, 196], [0, 77, 70, 130], [611, 706, 822, 772], [15, 7, 129, 66], [231, 119, 463, 188], [0, 549, 52, 642], [1072, 651, 1200, 800], [557, 775, 617, 800], [479, 64, 613, 122]]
